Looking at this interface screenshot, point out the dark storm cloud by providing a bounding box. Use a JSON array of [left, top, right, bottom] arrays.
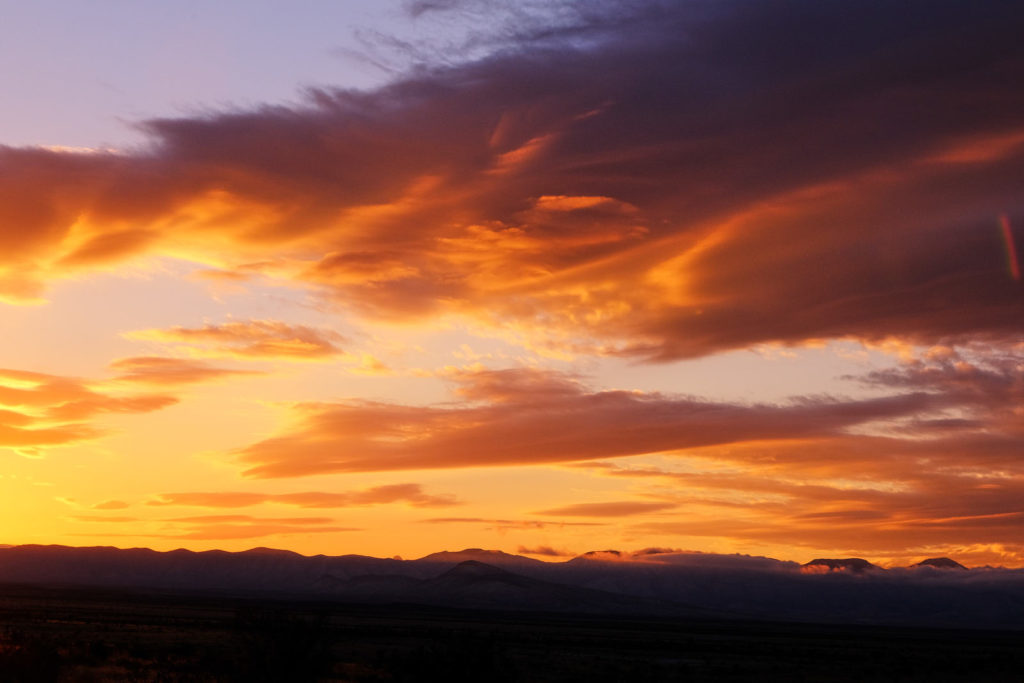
[[0, 1, 1020, 357]]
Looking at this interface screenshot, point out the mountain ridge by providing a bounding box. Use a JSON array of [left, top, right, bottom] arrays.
[[0, 544, 1021, 629]]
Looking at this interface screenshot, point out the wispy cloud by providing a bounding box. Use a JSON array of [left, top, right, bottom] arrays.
[[149, 483, 459, 509], [534, 501, 678, 517], [92, 500, 130, 510], [110, 356, 260, 385], [126, 320, 345, 360], [232, 366, 934, 477], [158, 514, 358, 540], [0, 367, 176, 452], [422, 516, 604, 530], [516, 545, 574, 558]]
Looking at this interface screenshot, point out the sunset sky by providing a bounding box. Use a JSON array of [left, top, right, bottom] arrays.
[[1, 0, 1022, 567]]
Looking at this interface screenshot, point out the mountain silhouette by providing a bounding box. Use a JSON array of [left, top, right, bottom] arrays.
[[415, 548, 543, 568], [912, 557, 968, 570], [0, 545, 1021, 628], [419, 560, 655, 612], [802, 558, 880, 573], [567, 550, 625, 564]]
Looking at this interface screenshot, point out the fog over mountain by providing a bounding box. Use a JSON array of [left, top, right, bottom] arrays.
[[0, 545, 1021, 629]]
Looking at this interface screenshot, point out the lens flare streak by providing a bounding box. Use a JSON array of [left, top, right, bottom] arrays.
[[1000, 214, 1020, 281]]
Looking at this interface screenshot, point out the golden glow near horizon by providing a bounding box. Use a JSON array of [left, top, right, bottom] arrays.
[[1, 1, 1024, 569]]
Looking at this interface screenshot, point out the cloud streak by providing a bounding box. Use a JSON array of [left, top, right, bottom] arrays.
[[126, 320, 345, 360], [159, 514, 357, 540], [149, 483, 459, 509], [232, 367, 934, 477], [534, 501, 678, 517], [422, 517, 603, 531], [110, 357, 260, 385]]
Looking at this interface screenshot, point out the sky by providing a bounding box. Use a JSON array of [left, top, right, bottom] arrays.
[[1, 0, 1023, 567]]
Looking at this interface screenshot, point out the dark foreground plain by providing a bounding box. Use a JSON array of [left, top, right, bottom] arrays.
[[0, 585, 1021, 682]]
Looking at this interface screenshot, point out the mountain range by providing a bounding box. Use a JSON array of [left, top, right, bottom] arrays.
[[0, 545, 1020, 629]]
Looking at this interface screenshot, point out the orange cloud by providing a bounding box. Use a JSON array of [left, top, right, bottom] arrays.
[[127, 320, 345, 360], [581, 445, 1024, 558], [149, 483, 458, 509], [0, 368, 177, 451], [92, 500, 130, 510], [72, 515, 139, 523], [516, 545, 574, 557], [232, 367, 934, 477], [229, 351, 1024, 556], [110, 357, 260, 385], [164, 514, 335, 524], [422, 517, 604, 531], [158, 514, 358, 540], [534, 501, 679, 517], [57, 229, 157, 268], [69, 514, 360, 541], [0, 1, 1019, 361]]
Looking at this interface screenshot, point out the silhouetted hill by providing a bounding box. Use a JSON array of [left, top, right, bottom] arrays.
[[913, 557, 968, 570], [317, 560, 715, 617], [417, 560, 687, 614], [567, 550, 625, 563], [803, 558, 880, 573], [415, 548, 543, 569]]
